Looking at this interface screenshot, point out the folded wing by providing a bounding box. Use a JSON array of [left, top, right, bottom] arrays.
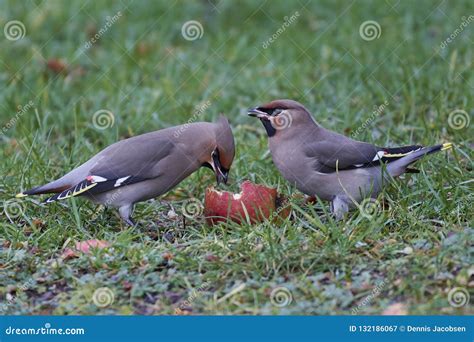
[[44, 138, 175, 203], [304, 132, 423, 173]]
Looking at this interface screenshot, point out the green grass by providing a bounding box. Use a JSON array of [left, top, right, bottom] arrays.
[[1, 0, 472, 315]]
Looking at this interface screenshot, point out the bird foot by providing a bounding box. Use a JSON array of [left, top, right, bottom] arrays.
[[331, 196, 350, 221], [118, 205, 137, 227], [123, 217, 137, 227]]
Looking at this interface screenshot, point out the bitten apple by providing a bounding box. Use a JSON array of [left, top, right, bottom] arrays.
[[204, 180, 289, 225]]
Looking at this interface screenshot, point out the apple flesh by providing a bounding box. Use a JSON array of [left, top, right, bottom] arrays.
[[204, 180, 289, 225]]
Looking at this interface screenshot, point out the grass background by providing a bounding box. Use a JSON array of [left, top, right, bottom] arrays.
[[0, 0, 472, 315]]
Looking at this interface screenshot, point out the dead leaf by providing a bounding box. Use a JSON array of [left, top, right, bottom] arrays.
[[62, 239, 110, 259], [396, 246, 413, 255], [162, 252, 173, 261], [32, 219, 45, 228], [46, 59, 68, 74], [205, 254, 219, 262], [122, 280, 133, 291], [136, 42, 153, 56], [382, 302, 408, 315]]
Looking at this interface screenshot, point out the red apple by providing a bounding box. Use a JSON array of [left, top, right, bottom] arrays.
[[204, 180, 289, 225]]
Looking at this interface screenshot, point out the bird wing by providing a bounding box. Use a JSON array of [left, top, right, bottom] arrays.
[[304, 132, 423, 172], [44, 137, 175, 203]]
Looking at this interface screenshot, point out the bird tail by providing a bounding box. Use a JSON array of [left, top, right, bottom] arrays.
[[15, 180, 71, 198], [387, 142, 452, 177]]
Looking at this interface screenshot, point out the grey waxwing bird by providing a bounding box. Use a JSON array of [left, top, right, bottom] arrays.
[[248, 99, 452, 219], [16, 115, 235, 226]]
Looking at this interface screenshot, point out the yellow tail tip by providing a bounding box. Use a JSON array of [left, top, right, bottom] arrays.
[[15, 192, 27, 198], [441, 142, 453, 151]]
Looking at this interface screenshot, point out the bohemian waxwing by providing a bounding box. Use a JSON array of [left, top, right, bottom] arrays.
[[16, 115, 235, 225], [248, 99, 452, 219]]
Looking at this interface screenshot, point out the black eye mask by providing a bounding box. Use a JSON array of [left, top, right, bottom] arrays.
[[258, 107, 282, 116]]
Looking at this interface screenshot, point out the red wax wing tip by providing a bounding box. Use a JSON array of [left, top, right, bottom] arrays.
[[204, 180, 289, 226]]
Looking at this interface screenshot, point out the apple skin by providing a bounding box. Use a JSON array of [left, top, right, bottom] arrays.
[[204, 180, 289, 225]]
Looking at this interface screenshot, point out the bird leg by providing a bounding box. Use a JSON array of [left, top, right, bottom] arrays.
[[331, 195, 350, 221], [119, 204, 136, 226]]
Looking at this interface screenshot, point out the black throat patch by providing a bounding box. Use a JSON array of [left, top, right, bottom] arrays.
[[260, 119, 276, 137]]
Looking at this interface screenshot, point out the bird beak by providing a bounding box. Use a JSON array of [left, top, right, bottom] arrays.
[[215, 166, 228, 185], [248, 107, 269, 119], [210, 154, 228, 185]]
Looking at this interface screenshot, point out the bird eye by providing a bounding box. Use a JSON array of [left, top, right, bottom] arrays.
[[272, 109, 283, 116]]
